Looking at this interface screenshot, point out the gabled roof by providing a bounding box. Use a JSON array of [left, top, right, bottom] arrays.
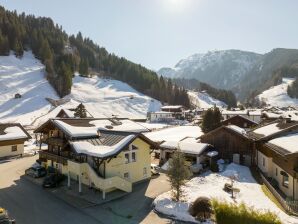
[[34, 118, 150, 138], [200, 125, 250, 140], [70, 130, 157, 159], [248, 120, 298, 141], [221, 115, 258, 125], [0, 123, 31, 142]]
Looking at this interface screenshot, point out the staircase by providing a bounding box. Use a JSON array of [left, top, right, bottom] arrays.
[[68, 160, 132, 193]]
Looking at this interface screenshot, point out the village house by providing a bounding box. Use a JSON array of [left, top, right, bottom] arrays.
[[249, 121, 298, 201], [161, 105, 184, 120], [147, 111, 174, 123], [34, 118, 156, 199], [221, 115, 258, 129], [0, 123, 31, 158], [200, 125, 254, 166], [55, 108, 75, 118], [158, 137, 213, 171], [222, 109, 262, 123]]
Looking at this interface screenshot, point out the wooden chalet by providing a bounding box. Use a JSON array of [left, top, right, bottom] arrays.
[[221, 115, 258, 129], [200, 125, 254, 166]]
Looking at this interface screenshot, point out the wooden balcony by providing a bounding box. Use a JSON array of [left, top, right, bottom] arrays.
[[46, 137, 67, 147], [39, 151, 69, 165]]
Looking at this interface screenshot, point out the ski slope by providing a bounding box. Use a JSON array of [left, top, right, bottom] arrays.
[[64, 74, 161, 119], [188, 91, 227, 109], [0, 51, 58, 125], [257, 78, 298, 107], [0, 52, 161, 127]]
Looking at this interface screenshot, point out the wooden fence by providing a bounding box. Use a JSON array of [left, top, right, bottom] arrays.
[[260, 173, 298, 215]]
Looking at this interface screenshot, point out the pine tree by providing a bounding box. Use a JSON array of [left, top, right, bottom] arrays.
[[201, 106, 221, 133], [74, 103, 87, 118], [201, 108, 213, 133], [167, 150, 191, 201], [212, 106, 222, 130], [79, 58, 89, 76], [14, 40, 24, 58]]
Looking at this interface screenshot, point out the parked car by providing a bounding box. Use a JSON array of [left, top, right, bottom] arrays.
[[25, 165, 46, 178], [42, 174, 65, 188], [151, 164, 160, 175], [0, 208, 15, 224]]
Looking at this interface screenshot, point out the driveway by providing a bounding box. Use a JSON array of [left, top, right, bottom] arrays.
[[0, 156, 99, 224], [84, 174, 171, 224], [0, 156, 173, 224]]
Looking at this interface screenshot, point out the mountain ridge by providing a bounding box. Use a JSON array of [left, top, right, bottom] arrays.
[[158, 48, 298, 101]]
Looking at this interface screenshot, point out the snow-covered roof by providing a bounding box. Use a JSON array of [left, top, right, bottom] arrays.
[[179, 142, 209, 155], [248, 110, 262, 116], [160, 140, 209, 155], [222, 110, 248, 115], [51, 119, 149, 138], [70, 135, 135, 158], [227, 125, 246, 135], [262, 111, 282, 119], [136, 122, 170, 131], [252, 123, 281, 137], [149, 111, 173, 114], [268, 133, 298, 154], [145, 125, 203, 142], [0, 126, 29, 141], [53, 120, 99, 138], [161, 105, 183, 109]]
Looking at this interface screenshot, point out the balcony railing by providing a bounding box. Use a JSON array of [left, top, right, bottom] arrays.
[[46, 137, 67, 146], [39, 151, 69, 165], [260, 172, 298, 215]]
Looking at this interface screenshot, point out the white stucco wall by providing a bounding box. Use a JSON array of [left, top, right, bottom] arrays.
[[0, 144, 24, 158]]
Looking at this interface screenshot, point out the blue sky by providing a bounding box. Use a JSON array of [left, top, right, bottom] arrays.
[[0, 0, 297, 70]]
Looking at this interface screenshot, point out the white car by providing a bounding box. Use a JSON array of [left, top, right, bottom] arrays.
[[151, 164, 160, 175]]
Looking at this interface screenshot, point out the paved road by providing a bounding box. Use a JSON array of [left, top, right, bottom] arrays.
[[84, 174, 171, 224], [0, 156, 173, 224], [0, 156, 99, 224]]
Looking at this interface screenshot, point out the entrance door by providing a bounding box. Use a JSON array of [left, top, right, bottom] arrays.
[[233, 154, 240, 164]]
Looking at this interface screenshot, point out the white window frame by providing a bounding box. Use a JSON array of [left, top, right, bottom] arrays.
[[124, 144, 138, 164]]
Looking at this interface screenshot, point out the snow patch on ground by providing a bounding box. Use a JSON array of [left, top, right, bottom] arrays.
[[154, 163, 298, 224], [257, 78, 298, 107]]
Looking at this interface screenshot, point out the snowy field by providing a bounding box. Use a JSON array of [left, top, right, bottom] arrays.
[[0, 52, 161, 127], [154, 163, 298, 224], [188, 91, 226, 109], [257, 78, 298, 107]]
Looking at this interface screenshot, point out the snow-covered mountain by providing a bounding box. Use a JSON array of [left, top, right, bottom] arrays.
[[188, 91, 227, 109], [158, 50, 262, 90], [0, 52, 161, 127], [257, 78, 298, 107]]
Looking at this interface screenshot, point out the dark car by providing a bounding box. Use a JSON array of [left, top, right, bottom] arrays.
[[42, 174, 65, 188], [25, 166, 47, 178]]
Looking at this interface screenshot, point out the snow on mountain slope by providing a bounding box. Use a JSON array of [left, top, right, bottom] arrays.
[[0, 51, 58, 125], [257, 78, 298, 107], [188, 91, 227, 109], [158, 50, 262, 90], [0, 52, 161, 127], [64, 74, 161, 119]]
